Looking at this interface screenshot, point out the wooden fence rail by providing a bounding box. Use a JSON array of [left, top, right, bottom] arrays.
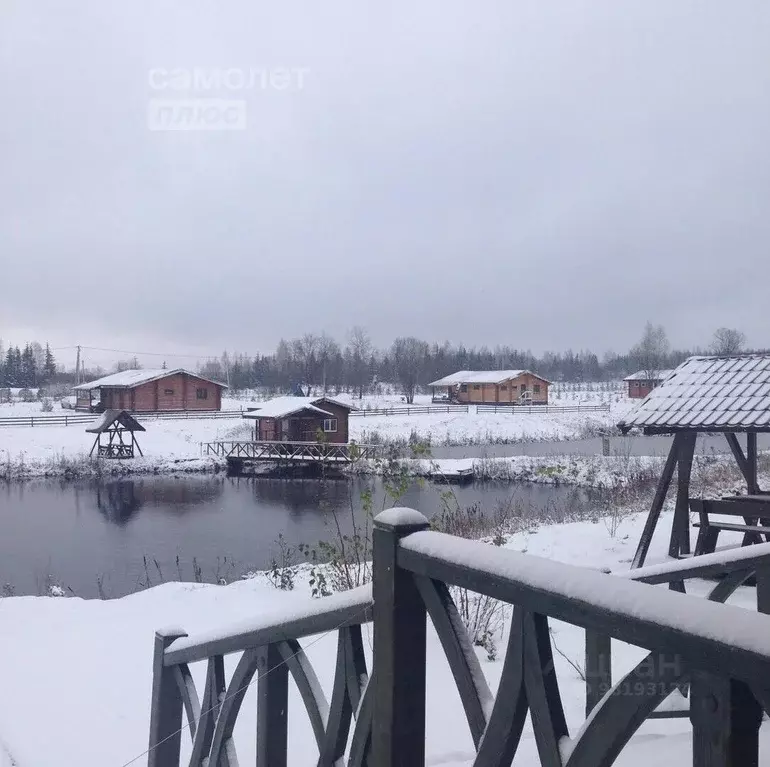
[[0, 410, 246, 428], [475, 403, 611, 414], [350, 405, 469, 417], [202, 440, 382, 462]]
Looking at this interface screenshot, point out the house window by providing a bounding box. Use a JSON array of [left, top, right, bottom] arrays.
[[520, 384, 527, 391], [534, 384, 541, 394], [460, 384, 468, 392], [196, 388, 208, 400], [323, 418, 338, 433], [500, 384, 507, 391], [164, 388, 174, 396], [472, 384, 481, 390]]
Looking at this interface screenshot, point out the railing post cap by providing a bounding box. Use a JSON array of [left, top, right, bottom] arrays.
[[374, 507, 430, 533]]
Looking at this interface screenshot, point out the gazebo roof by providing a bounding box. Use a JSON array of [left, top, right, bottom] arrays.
[[86, 410, 146, 434], [618, 355, 770, 434]]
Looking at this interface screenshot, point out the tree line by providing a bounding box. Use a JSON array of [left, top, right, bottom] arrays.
[[0, 341, 57, 388], [0, 324, 753, 401]]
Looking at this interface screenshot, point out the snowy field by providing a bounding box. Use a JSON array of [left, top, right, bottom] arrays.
[[0, 506, 764, 766], [0, 385, 637, 480]]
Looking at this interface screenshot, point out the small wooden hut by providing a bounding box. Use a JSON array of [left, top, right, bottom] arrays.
[[86, 410, 145, 459], [618, 355, 770, 569]]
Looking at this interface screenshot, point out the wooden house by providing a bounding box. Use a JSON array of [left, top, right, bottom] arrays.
[[242, 396, 356, 444], [73, 369, 227, 412], [429, 370, 550, 405], [623, 370, 673, 399]]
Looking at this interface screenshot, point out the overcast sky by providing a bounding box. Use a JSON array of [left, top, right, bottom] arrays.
[[2, 1, 770, 369]]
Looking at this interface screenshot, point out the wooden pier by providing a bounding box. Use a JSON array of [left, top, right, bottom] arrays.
[[202, 439, 381, 473]]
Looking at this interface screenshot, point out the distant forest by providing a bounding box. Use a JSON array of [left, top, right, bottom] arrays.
[[0, 324, 754, 396]]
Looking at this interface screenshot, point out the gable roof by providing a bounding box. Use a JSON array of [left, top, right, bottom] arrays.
[[241, 395, 355, 420], [73, 368, 228, 391], [85, 409, 146, 433], [623, 370, 674, 382], [618, 355, 770, 434], [429, 370, 551, 387]]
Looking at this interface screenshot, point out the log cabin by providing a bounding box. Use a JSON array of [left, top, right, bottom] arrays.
[[623, 370, 673, 399], [73, 369, 227, 412], [242, 396, 356, 444], [429, 370, 550, 405]]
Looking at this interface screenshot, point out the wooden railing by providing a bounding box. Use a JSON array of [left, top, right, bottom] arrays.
[[148, 509, 770, 766], [202, 440, 382, 462], [476, 403, 611, 414], [148, 586, 374, 767], [351, 404, 469, 417], [584, 542, 770, 717], [0, 410, 246, 428], [372, 509, 770, 767]]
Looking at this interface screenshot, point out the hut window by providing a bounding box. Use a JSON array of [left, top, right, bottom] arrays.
[[196, 388, 208, 400], [534, 384, 541, 393], [520, 384, 527, 391], [472, 384, 481, 390], [460, 384, 468, 392], [500, 384, 507, 390], [323, 418, 338, 432], [164, 388, 174, 396]]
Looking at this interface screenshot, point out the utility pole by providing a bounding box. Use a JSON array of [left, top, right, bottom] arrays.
[[75, 345, 82, 385]]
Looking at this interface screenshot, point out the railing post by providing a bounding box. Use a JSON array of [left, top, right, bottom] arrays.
[[256, 643, 289, 767], [372, 508, 431, 767], [690, 672, 762, 767], [584, 630, 611, 715], [148, 628, 188, 767]]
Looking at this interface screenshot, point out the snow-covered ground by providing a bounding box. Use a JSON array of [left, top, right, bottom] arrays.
[[0, 507, 762, 766], [0, 386, 637, 480]]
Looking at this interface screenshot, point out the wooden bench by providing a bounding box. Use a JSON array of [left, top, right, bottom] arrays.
[[691, 497, 770, 555]]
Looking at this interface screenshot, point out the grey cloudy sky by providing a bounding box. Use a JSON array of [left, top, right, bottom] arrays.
[[2, 1, 770, 367]]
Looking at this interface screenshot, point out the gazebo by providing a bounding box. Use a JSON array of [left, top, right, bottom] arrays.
[[618, 355, 770, 569], [86, 409, 145, 459]]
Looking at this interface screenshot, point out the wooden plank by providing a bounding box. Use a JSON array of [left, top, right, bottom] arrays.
[[747, 431, 759, 494], [632, 434, 682, 568], [585, 630, 612, 715], [256, 644, 288, 767]]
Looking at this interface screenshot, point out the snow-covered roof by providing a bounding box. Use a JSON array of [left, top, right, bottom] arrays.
[[241, 396, 353, 420], [429, 370, 550, 387], [623, 370, 674, 382], [618, 355, 770, 433], [85, 409, 146, 433], [73, 368, 228, 391]]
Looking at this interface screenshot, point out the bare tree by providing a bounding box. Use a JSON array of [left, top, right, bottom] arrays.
[[631, 322, 669, 382], [292, 334, 319, 395], [391, 336, 429, 403], [711, 327, 746, 356], [347, 326, 372, 399], [316, 333, 339, 393]]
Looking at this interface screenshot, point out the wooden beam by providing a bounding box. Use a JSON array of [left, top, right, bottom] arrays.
[[725, 433, 752, 485], [747, 431, 758, 494], [668, 431, 697, 566], [632, 434, 683, 569]]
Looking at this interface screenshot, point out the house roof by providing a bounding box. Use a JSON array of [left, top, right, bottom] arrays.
[[73, 368, 228, 391], [618, 355, 770, 434], [623, 370, 674, 382], [241, 396, 348, 420], [428, 370, 551, 387], [85, 409, 146, 433]]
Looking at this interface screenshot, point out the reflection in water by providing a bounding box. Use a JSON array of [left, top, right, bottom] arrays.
[[94, 477, 226, 525]]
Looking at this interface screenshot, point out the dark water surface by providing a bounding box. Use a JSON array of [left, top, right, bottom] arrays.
[[0, 476, 598, 598]]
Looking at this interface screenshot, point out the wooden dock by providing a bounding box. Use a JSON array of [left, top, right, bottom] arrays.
[[202, 440, 381, 473]]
